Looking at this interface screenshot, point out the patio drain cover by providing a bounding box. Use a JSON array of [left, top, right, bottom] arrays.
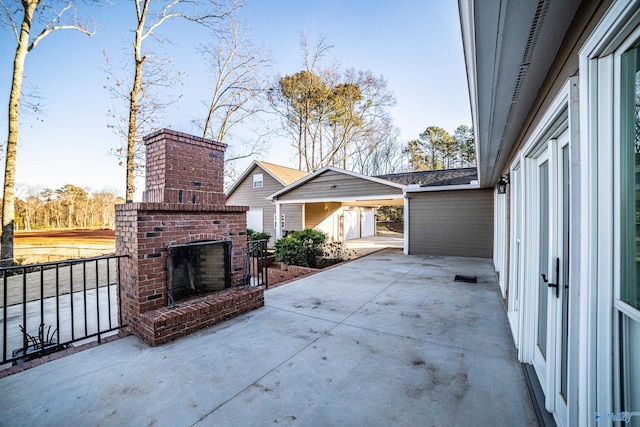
[[454, 275, 477, 283]]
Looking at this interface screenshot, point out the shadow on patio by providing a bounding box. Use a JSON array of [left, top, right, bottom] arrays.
[[0, 249, 536, 426]]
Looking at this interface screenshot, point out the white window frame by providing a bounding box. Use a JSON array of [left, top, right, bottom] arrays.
[[508, 78, 579, 426], [253, 173, 263, 188], [508, 162, 523, 347], [494, 188, 508, 298], [579, 1, 640, 424]]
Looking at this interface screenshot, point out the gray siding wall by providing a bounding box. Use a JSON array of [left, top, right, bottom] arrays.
[[277, 170, 402, 201], [226, 165, 303, 243], [408, 189, 493, 257]]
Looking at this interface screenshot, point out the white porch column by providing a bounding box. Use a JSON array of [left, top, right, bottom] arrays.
[[275, 202, 282, 239]]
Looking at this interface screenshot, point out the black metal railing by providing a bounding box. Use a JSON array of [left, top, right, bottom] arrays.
[[0, 254, 127, 366], [245, 240, 269, 289]]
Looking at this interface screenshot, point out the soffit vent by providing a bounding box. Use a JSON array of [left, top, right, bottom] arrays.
[[494, 0, 549, 183], [523, 0, 550, 64], [509, 0, 549, 108]]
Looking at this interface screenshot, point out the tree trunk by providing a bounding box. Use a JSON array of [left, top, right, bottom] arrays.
[[2, 1, 38, 265], [126, 6, 147, 202]]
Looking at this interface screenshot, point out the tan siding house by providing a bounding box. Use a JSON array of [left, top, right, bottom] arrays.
[[230, 162, 488, 257], [226, 161, 307, 244], [268, 166, 406, 242]]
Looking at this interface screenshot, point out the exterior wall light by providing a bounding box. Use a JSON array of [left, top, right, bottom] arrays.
[[496, 174, 509, 194]]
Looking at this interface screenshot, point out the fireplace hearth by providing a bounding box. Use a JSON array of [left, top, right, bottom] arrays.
[[115, 129, 264, 346]]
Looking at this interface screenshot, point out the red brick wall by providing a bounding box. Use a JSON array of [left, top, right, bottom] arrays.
[[115, 203, 249, 337], [267, 265, 320, 286], [137, 287, 264, 346], [143, 129, 226, 205]]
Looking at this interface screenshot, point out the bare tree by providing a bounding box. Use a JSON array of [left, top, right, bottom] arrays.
[[1, 0, 94, 264], [15, 184, 42, 231], [199, 18, 271, 142], [328, 69, 396, 171], [194, 16, 274, 182], [350, 116, 403, 176], [112, 0, 237, 202]]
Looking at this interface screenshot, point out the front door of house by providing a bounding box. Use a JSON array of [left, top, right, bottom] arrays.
[[532, 129, 570, 425]]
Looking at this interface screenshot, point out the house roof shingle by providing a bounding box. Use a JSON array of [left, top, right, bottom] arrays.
[[375, 167, 478, 187], [256, 161, 309, 186]]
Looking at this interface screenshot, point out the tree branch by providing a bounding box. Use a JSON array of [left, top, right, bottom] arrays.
[[0, 0, 19, 42], [28, 3, 95, 51]]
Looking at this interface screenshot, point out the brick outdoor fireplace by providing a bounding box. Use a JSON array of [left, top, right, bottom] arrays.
[[115, 129, 263, 346]]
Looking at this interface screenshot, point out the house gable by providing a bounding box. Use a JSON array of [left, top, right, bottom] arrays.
[[270, 167, 405, 202], [226, 162, 306, 241]]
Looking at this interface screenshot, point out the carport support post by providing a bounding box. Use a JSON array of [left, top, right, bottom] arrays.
[[403, 193, 409, 255], [275, 202, 282, 239]]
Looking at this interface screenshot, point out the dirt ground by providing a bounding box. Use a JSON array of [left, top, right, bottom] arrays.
[[13, 229, 116, 264], [15, 229, 115, 244]]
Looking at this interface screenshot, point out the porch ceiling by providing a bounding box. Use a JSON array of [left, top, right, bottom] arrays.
[[459, 0, 580, 187]]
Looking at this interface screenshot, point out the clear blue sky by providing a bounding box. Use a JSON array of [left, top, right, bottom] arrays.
[[0, 0, 470, 199]]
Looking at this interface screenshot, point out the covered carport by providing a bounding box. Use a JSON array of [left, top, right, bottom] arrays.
[[268, 165, 491, 258], [267, 166, 405, 244]]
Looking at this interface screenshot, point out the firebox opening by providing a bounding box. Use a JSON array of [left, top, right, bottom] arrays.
[[167, 240, 231, 305]]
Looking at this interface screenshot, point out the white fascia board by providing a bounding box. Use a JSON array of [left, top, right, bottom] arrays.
[[321, 166, 407, 190], [403, 183, 481, 194], [458, 0, 482, 185], [271, 194, 404, 204]]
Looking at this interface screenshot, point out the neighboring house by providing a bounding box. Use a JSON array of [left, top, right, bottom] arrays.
[[225, 161, 308, 244], [265, 165, 492, 257], [459, 0, 639, 425], [228, 162, 491, 257], [267, 166, 405, 242]]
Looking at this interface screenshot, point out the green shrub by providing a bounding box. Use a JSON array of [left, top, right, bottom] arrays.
[[247, 229, 271, 242], [274, 229, 327, 268], [289, 229, 326, 246]]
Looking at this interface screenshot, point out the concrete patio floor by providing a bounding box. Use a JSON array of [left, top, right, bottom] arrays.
[[0, 249, 537, 426]]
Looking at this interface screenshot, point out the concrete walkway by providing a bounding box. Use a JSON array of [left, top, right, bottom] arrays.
[[344, 233, 403, 258], [0, 249, 537, 427]]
